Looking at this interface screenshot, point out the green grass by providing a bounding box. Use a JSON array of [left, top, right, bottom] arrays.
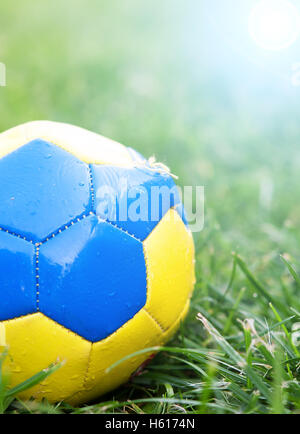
[[1, 0, 300, 414]]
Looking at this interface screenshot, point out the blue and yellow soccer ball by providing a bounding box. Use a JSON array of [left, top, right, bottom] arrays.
[[0, 121, 195, 404]]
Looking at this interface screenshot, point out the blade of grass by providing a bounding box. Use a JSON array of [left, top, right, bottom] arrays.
[[224, 254, 237, 297], [271, 348, 285, 414], [243, 320, 253, 389], [269, 303, 300, 357], [234, 254, 276, 306], [5, 362, 63, 399], [280, 255, 300, 288], [223, 287, 246, 335], [197, 313, 271, 401], [197, 361, 217, 414]]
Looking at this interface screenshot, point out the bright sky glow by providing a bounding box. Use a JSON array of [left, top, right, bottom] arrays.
[[249, 0, 300, 50]]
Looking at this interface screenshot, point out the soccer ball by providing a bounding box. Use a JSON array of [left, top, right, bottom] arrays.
[[0, 121, 195, 404]]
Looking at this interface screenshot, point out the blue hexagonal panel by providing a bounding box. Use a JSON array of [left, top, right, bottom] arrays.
[[38, 214, 147, 342], [0, 231, 36, 320], [0, 139, 92, 243], [91, 165, 182, 241]]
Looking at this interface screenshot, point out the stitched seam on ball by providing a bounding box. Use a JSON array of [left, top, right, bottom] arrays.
[[0, 139, 144, 244], [143, 308, 166, 333], [88, 164, 95, 211], [82, 344, 93, 391], [100, 219, 143, 243], [35, 244, 41, 311], [40, 211, 94, 244], [85, 165, 143, 243], [0, 212, 93, 245], [41, 211, 143, 244], [0, 227, 33, 243], [0, 212, 143, 245], [164, 299, 191, 334]]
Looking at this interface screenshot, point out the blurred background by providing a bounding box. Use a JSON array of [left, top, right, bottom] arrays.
[[1, 0, 300, 287]]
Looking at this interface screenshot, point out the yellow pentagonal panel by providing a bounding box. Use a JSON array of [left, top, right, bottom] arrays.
[[144, 209, 195, 331], [0, 121, 134, 166], [2, 313, 91, 403], [69, 308, 163, 405], [2, 304, 191, 405], [69, 302, 191, 405], [162, 300, 191, 343]]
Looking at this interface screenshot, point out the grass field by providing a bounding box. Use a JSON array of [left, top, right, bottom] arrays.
[[1, 0, 300, 414]]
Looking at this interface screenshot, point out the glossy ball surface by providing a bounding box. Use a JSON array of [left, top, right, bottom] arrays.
[[0, 121, 195, 404]]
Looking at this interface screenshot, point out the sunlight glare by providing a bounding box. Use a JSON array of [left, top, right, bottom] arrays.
[[249, 0, 300, 50]]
